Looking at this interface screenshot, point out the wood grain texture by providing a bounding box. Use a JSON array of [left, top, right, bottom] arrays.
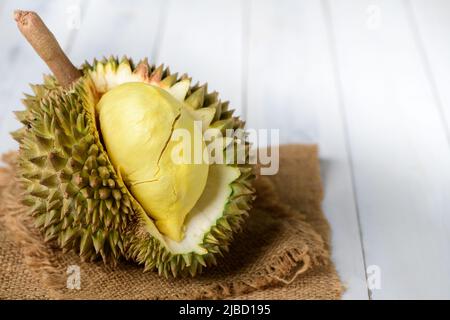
[[247, 0, 368, 299], [328, 0, 450, 299]]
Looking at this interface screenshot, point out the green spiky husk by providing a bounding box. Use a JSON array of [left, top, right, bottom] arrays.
[[12, 57, 255, 277]]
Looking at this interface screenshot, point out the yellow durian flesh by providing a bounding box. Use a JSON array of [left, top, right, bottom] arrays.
[[97, 82, 209, 241]]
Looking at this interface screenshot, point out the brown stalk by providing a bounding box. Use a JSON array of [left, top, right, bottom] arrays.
[[14, 10, 81, 88]]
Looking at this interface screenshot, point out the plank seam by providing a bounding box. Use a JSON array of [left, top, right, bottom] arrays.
[[404, 0, 450, 150], [240, 0, 251, 121], [321, 0, 371, 300]]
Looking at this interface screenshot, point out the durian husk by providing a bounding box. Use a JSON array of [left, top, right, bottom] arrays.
[[12, 57, 255, 277]]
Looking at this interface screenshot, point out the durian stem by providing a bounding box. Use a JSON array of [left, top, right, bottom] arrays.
[[14, 10, 81, 87]]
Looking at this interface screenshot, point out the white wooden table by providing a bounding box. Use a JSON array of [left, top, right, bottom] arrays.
[[1, 0, 449, 300]]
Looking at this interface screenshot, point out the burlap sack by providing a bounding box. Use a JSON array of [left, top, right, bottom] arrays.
[[0, 144, 342, 299]]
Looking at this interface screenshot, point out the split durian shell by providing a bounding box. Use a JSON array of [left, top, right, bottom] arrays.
[[12, 57, 255, 277]]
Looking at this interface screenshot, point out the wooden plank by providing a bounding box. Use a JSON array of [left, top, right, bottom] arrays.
[[409, 0, 450, 142], [0, 0, 79, 154], [247, 0, 369, 299], [68, 0, 166, 66], [156, 0, 245, 116], [327, 0, 450, 299], [0, 1, 5, 16]]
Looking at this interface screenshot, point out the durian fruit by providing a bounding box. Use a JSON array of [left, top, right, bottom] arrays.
[[13, 57, 255, 277]]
